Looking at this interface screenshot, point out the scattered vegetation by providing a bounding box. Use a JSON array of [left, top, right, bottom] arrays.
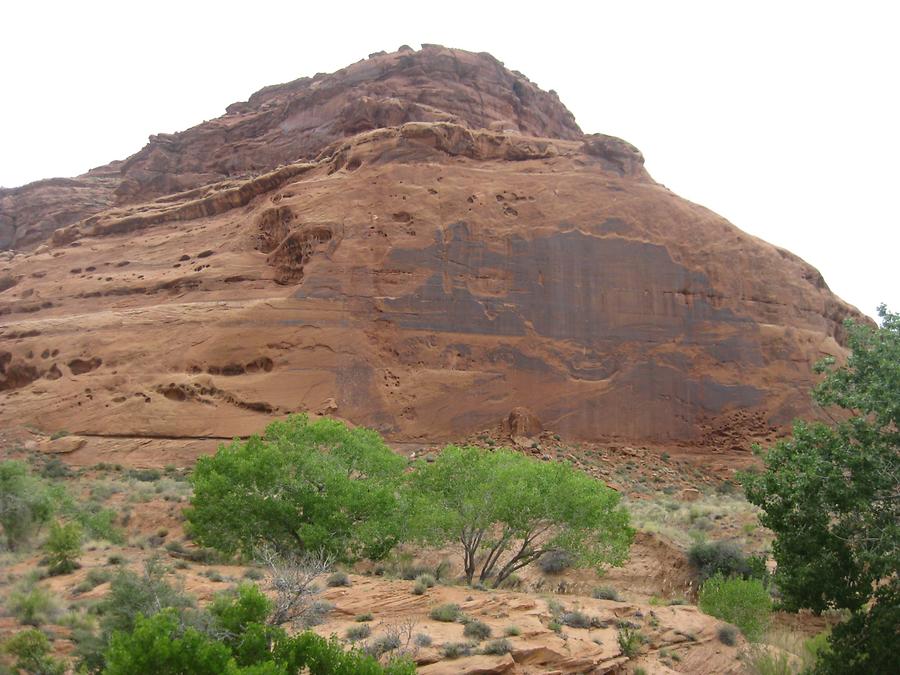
[[462, 619, 492, 641], [429, 603, 461, 622], [44, 519, 83, 575], [698, 574, 771, 641]]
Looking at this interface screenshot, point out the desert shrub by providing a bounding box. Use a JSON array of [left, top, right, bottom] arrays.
[[346, 624, 371, 642], [187, 415, 407, 561], [482, 638, 512, 655], [561, 610, 592, 629], [366, 632, 401, 657], [7, 581, 60, 626], [127, 468, 162, 482], [698, 574, 771, 641], [2, 628, 66, 675], [0, 460, 59, 550], [326, 571, 351, 587], [617, 626, 644, 657], [74, 505, 124, 544], [688, 540, 754, 582], [412, 580, 426, 595], [592, 586, 621, 601], [717, 624, 739, 646], [504, 625, 521, 637], [355, 612, 374, 622], [44, 520, 82, 575], [538, 549, 574, 574], [41, 457, 71, 479], [414, 633, 432, 647], [463, 619, 491, 640], [429, 603, 460, 622], [442, 641, 474, 659], [409, 446, 633, 586], [243, 568, 265, 580], [415, 573, 436, 588], [743, 645, 795, 675]]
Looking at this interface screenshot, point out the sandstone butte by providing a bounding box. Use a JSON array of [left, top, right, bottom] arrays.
[[0, 45, 867, 467]]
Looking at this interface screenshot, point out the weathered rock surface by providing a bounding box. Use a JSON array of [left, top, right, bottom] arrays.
[[0, 46, 865, 462]]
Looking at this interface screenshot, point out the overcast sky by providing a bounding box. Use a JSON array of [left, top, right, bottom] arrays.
[[2, 1, 896, 319]]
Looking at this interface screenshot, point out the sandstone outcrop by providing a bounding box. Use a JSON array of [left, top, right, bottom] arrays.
[[0, 46, 865, 463]]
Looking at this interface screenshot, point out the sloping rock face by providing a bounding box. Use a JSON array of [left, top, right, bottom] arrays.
[[1, 46, 579, 249], [0, 46, 864, 462]]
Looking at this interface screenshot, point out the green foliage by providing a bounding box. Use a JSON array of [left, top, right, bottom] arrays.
[[504, 625, 521, 637], [811, 580, 898, 675], [409, 446, 633, 585], [103, 609, 236, 675], [7, 580, 60, 627], [742, 307, 899, 613], [429, 603, 460, 622], [537, 549, 573, 574], [44, 520, 83, 575], [741, 307, 900, 670], [3, 628, 66, 675], [186, 415, 407, 561], [0, 460, 59, 550], [698, 574, 771, 641]]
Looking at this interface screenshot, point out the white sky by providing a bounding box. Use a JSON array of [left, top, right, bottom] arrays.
[[2, 1, 896, 319]]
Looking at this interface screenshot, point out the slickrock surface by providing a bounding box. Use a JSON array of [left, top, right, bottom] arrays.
[[0, 45, 865, 463]]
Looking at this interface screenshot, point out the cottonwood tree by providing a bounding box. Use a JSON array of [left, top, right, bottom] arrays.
[[186, 415, 407, 561], [409, 445, 633, 586], [742, 305, 899, 674]]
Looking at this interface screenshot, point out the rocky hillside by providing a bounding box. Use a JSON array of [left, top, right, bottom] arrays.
[[0, 45, 865, 464]]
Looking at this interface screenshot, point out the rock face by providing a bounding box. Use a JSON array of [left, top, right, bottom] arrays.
[[0, 46, 865, 462]]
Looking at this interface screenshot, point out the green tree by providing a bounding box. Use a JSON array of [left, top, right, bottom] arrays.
[[103, 609, 237, 675], [0, 460, 59, 550], [186, 415, 407, 561], [44, 520, 83, 575], [742, 305, 899, 671], [409, 445, 633, 586], [698, 573, 772, 641]]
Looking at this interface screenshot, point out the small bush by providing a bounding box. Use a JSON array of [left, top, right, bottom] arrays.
[[2, 628, 66, 675], [346, 624, 372, 642], [482, 638, 512, 655], [617, 626, 644, 657], [548, 620, 562, 633], [45, 520, 83, 575], [698, 574, 771, 641], [561, 610, 593, 629], [412, 580, 427, 595], [326, 571, 351, 587], [592, 586, 621, 601], [127, 468, 162, 482], [504, 625, 521, 637], [415, 573, 436, 588], [106, 554, 125, 565], [414, 633, 432, 647], [41, 457, 71, 479], [538, 549, 574, 574], [744, 645, 795, 675], [442, 641, 474, 659], [243, 567, 264, 580], [73, 568, 112, 595], [463, 619, 491, 641], [355, 612, 374, 622], [689, 540, 754, 582], [718, 624, 739, 646], [8, 582, 60, 626], [430, 603, 461, 622], [368, 632, 401, 656]]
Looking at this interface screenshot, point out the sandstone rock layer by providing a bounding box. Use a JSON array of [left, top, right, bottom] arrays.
[[0, 46, 864, 462]]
